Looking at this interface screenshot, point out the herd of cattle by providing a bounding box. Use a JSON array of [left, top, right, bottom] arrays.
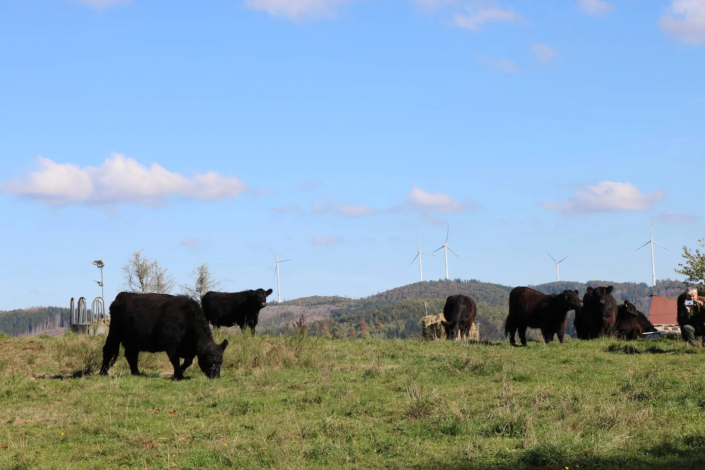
[[423, 286, 657, 346], [98, 285, 664, 380]]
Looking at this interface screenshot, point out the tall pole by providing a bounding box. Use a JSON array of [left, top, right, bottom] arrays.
[[444, 247, 449, 281], [556, 263, 560, 282], [650, 228, 656, 287], [419, 254, 423, 282], [276, 264, 281, 303], [100, 266, 105, 304]]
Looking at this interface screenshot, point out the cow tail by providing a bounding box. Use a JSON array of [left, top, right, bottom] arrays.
[[503, 318, 510, 338]]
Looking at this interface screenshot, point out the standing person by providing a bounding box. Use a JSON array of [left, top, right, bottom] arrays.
[[678, 286, 705, 346]]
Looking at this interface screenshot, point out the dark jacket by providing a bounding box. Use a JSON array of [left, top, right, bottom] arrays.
[[677, 291, 705, 328]]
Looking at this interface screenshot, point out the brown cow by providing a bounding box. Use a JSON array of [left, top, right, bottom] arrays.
[[615, 300, 656, 340], [441, 295, 477, 340], [504, 287, 581, 346]]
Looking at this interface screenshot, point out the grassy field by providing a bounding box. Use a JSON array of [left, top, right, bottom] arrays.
[[2, 331, 705, 469]]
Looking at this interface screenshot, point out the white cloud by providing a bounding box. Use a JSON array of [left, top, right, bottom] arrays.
[[244, 0, 348, 20], [407, 186, 469, 213], [312, 201, 376, 217], [660, 0, 705, 45], [0, 154, 247, 206], [531, 43, 557, 63], [478, 57, 519, 73], [542, 182, 665, 215], [578, 0, 614, 16], [312, 235, 341, 245], [652, 211, 695, 224], [78, 0, 131, 9], [454, 7, 523, 31]]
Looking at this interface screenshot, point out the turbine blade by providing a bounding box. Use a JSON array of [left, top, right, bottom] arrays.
[[447, 246, 461, 259], [432, 246, 444, 253], [273, 265, 278, 280], [279, 259, 294, 263], [653, 241, 669, 251], [635, 241, 651, 251], [548, 253, 557, 262], [558, 256, 569, 264], [410, 253, 419, 266], [446, 225, 450, 244], [269, 247, 278, 261]]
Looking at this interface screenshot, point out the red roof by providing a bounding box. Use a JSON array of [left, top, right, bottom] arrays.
[[646, 295, 678, 325]]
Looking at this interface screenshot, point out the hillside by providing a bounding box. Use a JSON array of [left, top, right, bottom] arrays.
[[0, 307, 70, 337], [259, 279, 687, 341]]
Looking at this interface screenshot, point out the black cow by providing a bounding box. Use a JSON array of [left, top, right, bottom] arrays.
[[441, 294, 477, 340], [575, 286, 617, 339], [505, 287, 581, 346], [100, 293, 228, 379], [615, 300, 656, 340], [201, 288, 273, 334]]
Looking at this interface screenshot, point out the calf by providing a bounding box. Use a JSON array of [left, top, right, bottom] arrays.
[[201, 288, 273, 334], [441, 294, 477, 340], [100, 293, 228, 379], [616, 300, 656, 340], [575, 286, 617, 339], [505, 287, 581, 346]]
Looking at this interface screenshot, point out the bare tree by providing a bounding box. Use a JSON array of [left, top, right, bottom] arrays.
[[153, 263, 175, 294], [181, 262, 220, 303], [122, 249, 175, 294]]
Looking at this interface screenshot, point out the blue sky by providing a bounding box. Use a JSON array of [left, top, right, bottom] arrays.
[[1, 0, 704, 310]]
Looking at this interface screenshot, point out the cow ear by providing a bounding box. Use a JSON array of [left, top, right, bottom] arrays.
[[220, 339, 229, 351], [606, 286, 614, 294], [586, 287, 593, 294], [441, 321, 451, 327], [623, 300, 629, 306], [266, 289, 273, 296], [573, 290, 579, 295]]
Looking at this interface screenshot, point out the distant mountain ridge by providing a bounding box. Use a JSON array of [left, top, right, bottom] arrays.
[[2, 279, 686, 338], [261, 279, 686, 340]]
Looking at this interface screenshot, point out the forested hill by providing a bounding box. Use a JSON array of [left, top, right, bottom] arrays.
[[0, 307, 70, 337], [264, 279, 687, 341]]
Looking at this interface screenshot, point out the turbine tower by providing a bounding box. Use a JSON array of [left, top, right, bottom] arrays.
[[636, 222, 668, 287], [410, 237, 434, 282], [433, 225, 460, 281], [270, 248, 293, 303], [548, 254, 569, 282]]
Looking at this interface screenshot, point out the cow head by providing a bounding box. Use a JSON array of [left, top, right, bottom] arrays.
[[621, 300, 639, 317], [198, 339, 229, 379], [252, 288, 274, 308], [562, 289, 582, 310], [583, 286, 614, 314]]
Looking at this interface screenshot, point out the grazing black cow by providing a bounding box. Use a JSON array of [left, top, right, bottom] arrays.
[[441, 294, 477, 340], [100, 293, 228, 379], [201, 288, 273, 334], [505, 287, 581, 346], [615, 300, 656, 340], [575, 286, 617, 339]]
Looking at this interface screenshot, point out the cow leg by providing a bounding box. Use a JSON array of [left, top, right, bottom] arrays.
[[250, 326, 256, 336], [518, 327, 528, 347], [557, 329, 565, 344], [167, 352, 184, 380], [124, 348, 141, 376], [180, 355, 194, 374], [100, 334, 120, 376], [507, 323, 517, 346], [541, 328, 553, 344]]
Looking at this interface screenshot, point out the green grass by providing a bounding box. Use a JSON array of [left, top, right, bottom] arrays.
[[2, 332, 705, 469]]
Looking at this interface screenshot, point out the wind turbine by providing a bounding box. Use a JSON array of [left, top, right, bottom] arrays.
[[410, 237, 434, 282], [548, 254, 569, 282], [636, 222, 668, 287], [433, 225, 461, 281], [270, 248, 293, 303]]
